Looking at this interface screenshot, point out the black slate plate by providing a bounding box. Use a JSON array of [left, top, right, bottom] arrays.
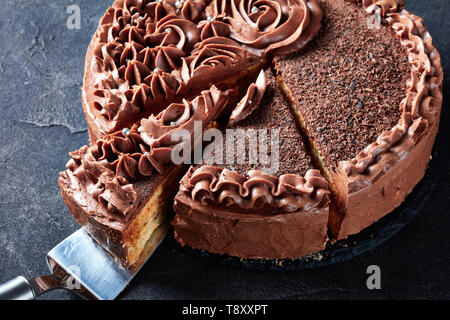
[[168, 145, 439, 271]]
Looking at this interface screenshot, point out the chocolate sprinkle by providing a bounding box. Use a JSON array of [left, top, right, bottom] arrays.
[[276, 0, 410, 169]]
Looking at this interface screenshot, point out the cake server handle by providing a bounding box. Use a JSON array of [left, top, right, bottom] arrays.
[[0, 276, 35, 300], [0, 274, 64, 300]]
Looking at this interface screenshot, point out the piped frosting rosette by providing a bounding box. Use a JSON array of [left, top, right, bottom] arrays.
[[219, 0, 323, 55]]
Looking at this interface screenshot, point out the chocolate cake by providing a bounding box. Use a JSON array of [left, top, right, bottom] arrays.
[[59, 87, 231, 266], [173, 70, 330, 259], [59, 0, 443, 264], [276, 0, 443, 240]]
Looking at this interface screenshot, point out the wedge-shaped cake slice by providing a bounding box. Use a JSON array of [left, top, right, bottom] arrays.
[[276, 0, 443, 240], [173, 70, 330, 259], [59, 87, 230, 266]]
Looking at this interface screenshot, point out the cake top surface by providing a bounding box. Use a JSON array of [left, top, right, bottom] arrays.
[[177, 69, 329, 214], [276, 0, 411, 170], [86, 0, 323, 135], [203, 69, 314, 177]]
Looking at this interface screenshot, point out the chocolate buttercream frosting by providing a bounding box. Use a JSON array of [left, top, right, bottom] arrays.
[[180, 165, 329, 213], [174, 0, 443, 254], [65, 86, 229, 219], [85, 0, 323, 138], [61, 0, 443, 262], [340, 0, 443, 191]]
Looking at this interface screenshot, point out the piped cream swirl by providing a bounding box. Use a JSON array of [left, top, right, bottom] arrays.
[[66, 86, 229, 216]]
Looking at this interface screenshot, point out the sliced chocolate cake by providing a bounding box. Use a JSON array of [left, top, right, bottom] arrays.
[[59, 0, 443, 265], [82, 0, 322, 141], [173, 70, 330, 259], [276, 0, 443, 239], [59, 87, 231, 266]]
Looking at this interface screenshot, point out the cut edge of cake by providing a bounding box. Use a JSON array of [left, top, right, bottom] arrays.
[[172, 69, 331, 259], [59, 86, 233, 267]]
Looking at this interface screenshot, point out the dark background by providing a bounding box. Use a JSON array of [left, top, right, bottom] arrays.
[[0, 0, 448, 300]]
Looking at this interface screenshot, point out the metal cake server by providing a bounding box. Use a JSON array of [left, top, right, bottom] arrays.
[[0, 222, 169, 300]]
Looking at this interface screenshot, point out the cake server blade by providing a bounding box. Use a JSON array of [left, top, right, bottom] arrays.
[[0, 221, 170, 300]]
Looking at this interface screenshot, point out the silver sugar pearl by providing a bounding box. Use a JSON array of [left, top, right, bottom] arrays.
[[175, 1, 183, 8], [170, 121, 176, 126], [164, 28, 171, 33], [153, 67, 161, 72], [251, 6, 258, 13], [207, 16, 214, 22], [122, 128, 131, 136], [144, 152, 150, 157]]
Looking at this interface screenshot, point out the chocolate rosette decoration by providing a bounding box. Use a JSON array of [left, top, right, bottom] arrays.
[[197, 15, 231, 40], [132, 71, 183, 106], [222, 0, 323, 56], [140, 85, 229, 152], [143, 0, 177, 21], [70, 85, 228, 193], [88, 126, 154, 180], [180, 0, 209, 22], [181, 37, 248, 81], [146, 15, 200, 51], [86, 0, 323, 136], [354, 0, 404, 17], [121, 0, 147, 15]]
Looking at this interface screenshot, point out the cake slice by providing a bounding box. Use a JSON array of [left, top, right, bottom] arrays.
[[276, 0, 443, 240], [59, 87, 231, 266], [173, 70, 330, 259]]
